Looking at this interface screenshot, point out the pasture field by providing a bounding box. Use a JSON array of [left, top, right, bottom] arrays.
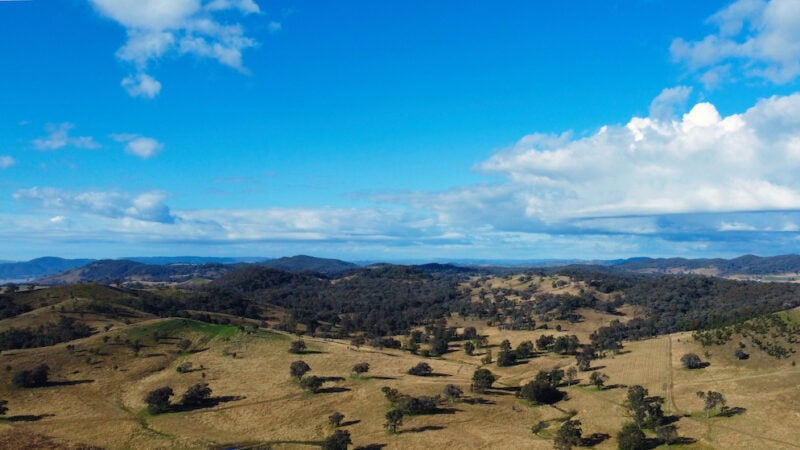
[[2, 285, 800, 449]]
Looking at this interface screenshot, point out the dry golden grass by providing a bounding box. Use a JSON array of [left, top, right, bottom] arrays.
[[1, 311, 799, 449]]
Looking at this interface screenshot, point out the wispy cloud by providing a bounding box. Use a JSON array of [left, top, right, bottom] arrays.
[[89, 0, 261, 98], [111, 133, 164, 158], [671, 0, 800, 85], [13, 187, 175, 224], [32, 123, 100, 151], [0, 156, 15, 169]]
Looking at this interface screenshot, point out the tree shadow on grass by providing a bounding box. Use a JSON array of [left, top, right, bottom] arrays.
[[462, 397, 495, 405], [718, 406, 746, 417], [369, 376, 397, 380], [317, 387, 351, 394], [401, 425, 446, 434], [6, 413, 55, 422], [320, 376, 345, 382], [582, 433, 610, 446], [340, 419, 361, 427], [170, 395, 245, 412], [602, 383, 626, 391], [45, 379, 94, 387], [353, 444, 386, 450]]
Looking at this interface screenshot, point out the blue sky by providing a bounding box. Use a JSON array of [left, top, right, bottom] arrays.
[[3, 0, 800, 261]]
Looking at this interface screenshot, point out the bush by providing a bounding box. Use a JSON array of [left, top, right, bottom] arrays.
[[290, 360, 311, 380], [321, 429, 351, 450], [145, 387, 174, 414], [300, 375, 324, 393], [681, 353, 703, 369], [407, 362, 433, 376], [289, 339, 307, 354], [181, 383, 212, 406], [352, 362, 370, 376], [12, 364, 49, 388]]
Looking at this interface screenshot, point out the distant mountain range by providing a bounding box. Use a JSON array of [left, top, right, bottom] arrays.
[[5, 253, 800, 286], [0, 257, 94, 283]]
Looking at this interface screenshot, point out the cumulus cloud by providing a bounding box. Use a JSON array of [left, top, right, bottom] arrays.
[[89, 0, 261, 97], [671, 0, 800, 84], [121, 73, 162, 98], [111, 133, 164, 158], [0, 156, 15, 169], [32, 123, 100, 151], [13, 187, 175, 224]]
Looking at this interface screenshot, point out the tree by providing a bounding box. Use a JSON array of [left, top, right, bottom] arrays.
[[462, 326, 477, 340], [443, 384, 463, 405], [589, 371, 609, 390], [144, 387, 174, 414], [290, 360, 311, 380], [0, 399, 8, 416], [407, 362, 433, 376], [12, 364, 49, 388], [655, 424, 678, 446], [384, 409, 403, 433], [430, 337, 449, 356], [181, 383, 212, 407], [537, 335, 555, 352], [566, 367, 578, 387], [289, 339, 307, 354], [481, 349, 493, 365], [516, 340, 534, 359], [464, 341, 475, 356], [681, 353, 703, 369], [496, 350, 517, 367], [625, 385, 664, 429], [519, 379, 562, 405], [322, 429, 352, 450], [554, 419, 582, 450], [576, 347, 594, 371], [300, 375, 324, 393], [499, 339, 512, 353], [617, 422, 646, 450], [328, 411, 345, 428], [471, 368, 497, 394], [352, 362, 370, 376], [696, 390, 726, 418]]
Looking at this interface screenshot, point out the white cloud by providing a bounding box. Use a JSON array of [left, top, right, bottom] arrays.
[[671, 0, 800, 84], [112, 133, 164, 158], [32, 123, 100, 150], [89, 0, 261, 97], [14, 187, 175, 224], [121, 73, 162, 98], [476, 93, 800, 221], [0, 156, 15, 169], [268, 21, 281, 33]]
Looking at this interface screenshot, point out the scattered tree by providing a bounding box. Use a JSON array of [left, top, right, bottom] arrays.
[[655, 424, 678, 446], [144, 387, 174, 414], [496, 350, 517, 367], [499, 339, 512, 353], [352, 362, 370, 377], [519, 379, 562, 405], [617, 422, 646, 450], [322, 429, 352, 450], [625, 385, 664, 429], [384, 409, 403, 433], [553, 419, 582, 450], [181, 383, 212, 407], [462, 326, 477, 340], [471, 368, 497, 394], [0, 399, 8, 416], [300, 375, 324, 393], [696, 390, 726, 418], [443, 384, 463, 405], [681, 353, 703, 369], [566, 367, 578, 387], [290, 360, 311, 380], [289, 339, 307, 354], [12, 364, 49, 388], [407, 362, 433, 376], [516, 340, 534, 359], [464, 341, 475, 356], [328, 411, 345, 428], [177, 339, 192, 352], [481, 349, 493, 365], [589, 371, 609, 390]]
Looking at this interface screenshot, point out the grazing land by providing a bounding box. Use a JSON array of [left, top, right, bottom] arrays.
[[1, 265, 800, 449]]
